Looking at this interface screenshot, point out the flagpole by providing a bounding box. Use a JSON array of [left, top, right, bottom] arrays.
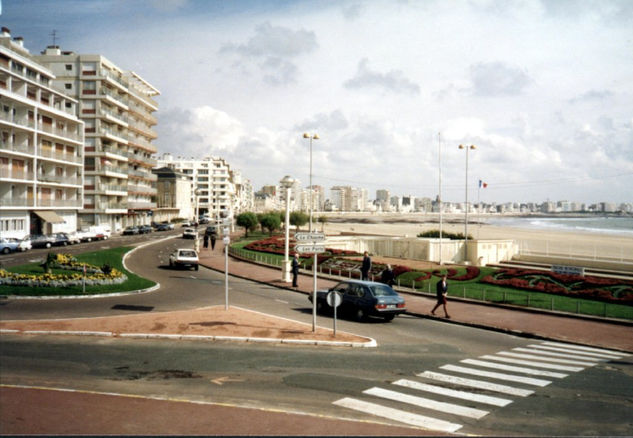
[[438, 132, 443, 265]]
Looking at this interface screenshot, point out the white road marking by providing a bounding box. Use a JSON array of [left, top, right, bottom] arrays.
[[363, 387, 489, 419], [440, 364, 552, 387], [542, 341, 626, 358], [417, 371, 534, 397], [508, 348, 602, 367], [461, 359, 568, 378], [333, 397, 463, 433], [497, 351, 597, 367], [393, 379, 512, 407], [528, 344, 624, 360], [479, 355, 584, 372], [275, 299, 289, 304]]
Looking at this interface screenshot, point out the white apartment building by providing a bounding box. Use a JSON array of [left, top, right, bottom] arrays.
[[329, 186, 368, 212], [156, 153, 252, 223], [152, 166, 193, 223], [0, 28, 84, 239], [36, 46, 160, 232]]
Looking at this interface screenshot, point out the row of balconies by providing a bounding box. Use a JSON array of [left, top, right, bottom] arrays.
[[1, 142, 82, 164], [0, 196, 83, 208], [0, 168, 82, 186]]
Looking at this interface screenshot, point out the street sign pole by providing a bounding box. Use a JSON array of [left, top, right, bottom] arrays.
[[223, 234, 230, 310], [313, 252, 317, 332]]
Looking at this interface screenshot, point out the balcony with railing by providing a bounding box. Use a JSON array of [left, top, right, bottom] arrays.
[[100, 87, 129, 109], [37, 173, 81, 186], [127, 200, 156, 210], [39, 122, 83, 143], [0, 168, 35, 181], [101, 105, 129, 126], [38, 146, 83, 165], [0, 140, 35, 156]]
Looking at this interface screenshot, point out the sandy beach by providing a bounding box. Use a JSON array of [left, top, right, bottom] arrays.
[[320, 213, 633, 264]]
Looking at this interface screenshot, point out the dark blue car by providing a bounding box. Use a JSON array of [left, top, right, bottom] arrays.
[[310, 280, 406, 322]]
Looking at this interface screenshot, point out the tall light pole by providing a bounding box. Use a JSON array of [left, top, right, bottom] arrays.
[[194, 187, 200, 252], [303, 133, 319, 232], [438, 133, 443, 265], [280, 175, 295, 282], [458, 144, 476, 262]]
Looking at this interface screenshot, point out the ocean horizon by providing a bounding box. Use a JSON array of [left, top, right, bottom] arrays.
[[485, 216, 633, 236]]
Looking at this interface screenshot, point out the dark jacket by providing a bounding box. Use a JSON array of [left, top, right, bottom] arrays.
[[291, 257, 300, 274]]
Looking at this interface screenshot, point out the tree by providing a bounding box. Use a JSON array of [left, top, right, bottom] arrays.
[[236, 212, 258, 238], [289, 211, 309, 232], [259, 213, 281, 236], [318, 215, 328, 232]]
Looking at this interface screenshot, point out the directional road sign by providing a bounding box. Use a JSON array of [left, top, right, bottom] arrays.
[[294, 232, 326, 242], [295, 244, 325, 253]]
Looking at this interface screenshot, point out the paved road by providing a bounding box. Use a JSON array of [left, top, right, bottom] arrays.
[[1, 235, 632, 435]]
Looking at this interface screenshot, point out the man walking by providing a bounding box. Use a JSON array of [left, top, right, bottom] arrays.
[[291, 253, 300, 287], [361, 251, 372, 281], [431, 274, 450, 318]]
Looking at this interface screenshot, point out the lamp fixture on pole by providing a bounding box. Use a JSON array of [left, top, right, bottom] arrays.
[[302, 133, 319, 232], [458, 144, 476, 262]]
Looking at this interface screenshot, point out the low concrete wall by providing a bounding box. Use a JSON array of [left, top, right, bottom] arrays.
[[325, 235, 516, 265]]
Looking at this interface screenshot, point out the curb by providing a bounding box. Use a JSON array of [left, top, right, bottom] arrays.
[[1, 328, 377, 348]]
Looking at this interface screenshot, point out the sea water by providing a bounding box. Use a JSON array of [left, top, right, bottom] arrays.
[[486, 216, 633, 236]]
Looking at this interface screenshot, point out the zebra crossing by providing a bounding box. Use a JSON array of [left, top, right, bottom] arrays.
[[332, 341, 629, 433]]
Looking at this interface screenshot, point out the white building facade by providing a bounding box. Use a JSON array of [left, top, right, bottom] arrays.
[[36, 46, 160, 232], [0, 28, 84, 239]]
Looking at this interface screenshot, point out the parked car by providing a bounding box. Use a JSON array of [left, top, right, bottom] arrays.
[[27, 234, 56, 249], [182, 228, 197, 239], [90, 226, 111, 240], [139, 225, 153, 234], [76, 229, 98, 242], [168, 248, 199, 270], [0, 237, 30, 254], [52, 232, 71, 246], [309, 280, 406, 322], [65, 231, 82, 245], [155, 223, 171, 231], [122, 226, 140, 235]]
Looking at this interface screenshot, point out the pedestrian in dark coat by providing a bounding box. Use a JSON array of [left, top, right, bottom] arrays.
[[361, 251, 372, 281], [381, 264, 395, 286], [291, 253, 300, 287], [203, 234, 209, 249], [210, 234, 216, 250], [431, 274, 450, 318]]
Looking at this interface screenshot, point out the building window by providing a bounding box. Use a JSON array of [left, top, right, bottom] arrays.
[[65, 83, 72, 90], [65, 64, 72, 71]]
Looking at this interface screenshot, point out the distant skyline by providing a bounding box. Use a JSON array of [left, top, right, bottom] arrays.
[[3, 0, 632, 204]]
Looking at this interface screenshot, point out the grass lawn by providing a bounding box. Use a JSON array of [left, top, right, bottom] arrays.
[[233, 239, 633, 321], [1, 247, 155, 296]]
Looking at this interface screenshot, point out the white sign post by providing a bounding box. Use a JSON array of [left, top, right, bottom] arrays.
[[327, 291, 342, 336], [295, 232, 327, 332], [223, 232, 230, 310]]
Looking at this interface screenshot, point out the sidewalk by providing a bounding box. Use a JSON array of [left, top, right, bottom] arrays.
[[198, 243, 633, 353]]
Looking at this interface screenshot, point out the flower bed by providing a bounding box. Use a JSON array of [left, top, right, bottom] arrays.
[[481, 268, 633, 304], [0, 253, 127, 288]]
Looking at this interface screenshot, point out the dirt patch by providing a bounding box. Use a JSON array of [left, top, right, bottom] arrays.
[[0, 306, 370, 344]]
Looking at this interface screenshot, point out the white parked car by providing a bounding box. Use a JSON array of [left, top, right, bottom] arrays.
[[182, 228, 197, 239], [169, 248, 199, 270]]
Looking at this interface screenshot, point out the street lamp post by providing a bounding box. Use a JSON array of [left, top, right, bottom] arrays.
[[194, 187, 200, 252], [280, 175, 295, 282], [303, 133, 319, 232], [458, 144, 476, 262]]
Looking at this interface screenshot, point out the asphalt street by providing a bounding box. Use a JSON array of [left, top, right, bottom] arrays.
[[1, 233, 632, 435]]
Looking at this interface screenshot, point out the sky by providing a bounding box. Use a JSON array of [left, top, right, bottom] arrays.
[[3, 0, 633, 205]]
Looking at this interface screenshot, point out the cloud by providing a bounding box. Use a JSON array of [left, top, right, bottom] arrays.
[[219, 22, 318, 85], [295, 110, 349, 133], [344, 58, 420, 95], [569, 89, 615, 104], [469, 62, 532, 97]]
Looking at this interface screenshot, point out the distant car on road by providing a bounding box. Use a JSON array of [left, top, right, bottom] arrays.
[[122, 226, 140, 235], [52, 233, 71, 246], [139, 225, 153, 234], [168, 248, 199, 270], [309, 279, 406, 322], [155, 223, 171, 231], [0, 237, 31, 254], [27, 234, 56, 249], [65, 231, 81, 245], [182, 228, 197, 239]]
